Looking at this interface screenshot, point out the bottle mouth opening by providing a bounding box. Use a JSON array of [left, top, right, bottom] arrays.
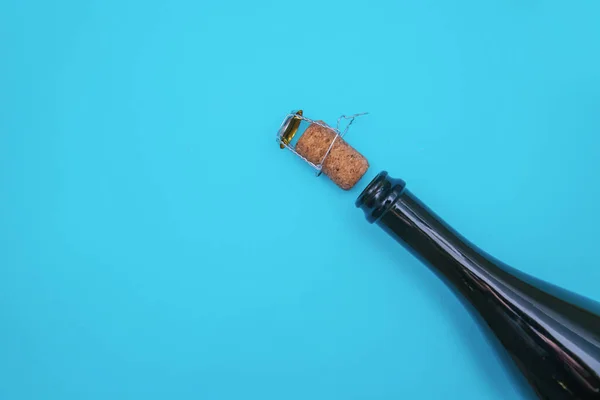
[[356, 171, 405, 223], [356, 171, 389, 207]]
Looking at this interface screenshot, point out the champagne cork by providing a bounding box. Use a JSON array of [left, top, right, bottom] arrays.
[[295, 122, 369, 190]]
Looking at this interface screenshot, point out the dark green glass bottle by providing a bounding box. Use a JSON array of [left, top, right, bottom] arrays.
[[357, 171, 600, 400]]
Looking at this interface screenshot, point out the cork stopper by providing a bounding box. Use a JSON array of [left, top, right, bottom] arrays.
[[295, 121, 369, 190]]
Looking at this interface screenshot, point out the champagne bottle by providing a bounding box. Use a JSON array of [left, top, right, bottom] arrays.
[[357, 171, 600, 399]]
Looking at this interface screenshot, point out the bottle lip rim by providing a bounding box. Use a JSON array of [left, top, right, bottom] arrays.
[[356, 171, 406, 223], [355, 171, 389, 208]]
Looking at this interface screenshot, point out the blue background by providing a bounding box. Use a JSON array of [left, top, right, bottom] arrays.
[[1, 0, 599, 399]]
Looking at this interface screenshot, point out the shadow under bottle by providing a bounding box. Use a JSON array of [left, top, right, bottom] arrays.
[[356, 171, 600, 400]]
